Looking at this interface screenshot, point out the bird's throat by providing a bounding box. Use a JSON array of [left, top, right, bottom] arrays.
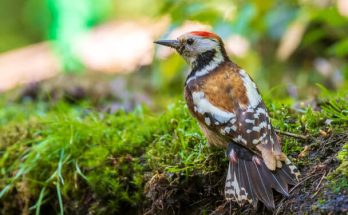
[[191, 50, 217, 73], [186, 49, 224, 84]]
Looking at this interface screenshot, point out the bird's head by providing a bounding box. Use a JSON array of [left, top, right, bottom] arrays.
[[155, 31, 228, 66]]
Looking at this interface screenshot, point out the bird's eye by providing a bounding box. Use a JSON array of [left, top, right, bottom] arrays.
[[187, 38, 194, 45]]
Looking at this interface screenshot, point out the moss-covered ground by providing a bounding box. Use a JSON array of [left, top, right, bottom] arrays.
[[0, 79, 347, 215]]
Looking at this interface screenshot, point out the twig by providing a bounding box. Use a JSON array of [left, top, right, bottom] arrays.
[[275, 129, 310, 140], [290, 171, 325, 193], [309, 171, 327, 199], [315, 171, 326, 190], [274, 201, 284, 215], [310, 186, 323, 199]]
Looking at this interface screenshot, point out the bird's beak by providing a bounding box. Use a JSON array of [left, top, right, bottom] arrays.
[[154, 40, 180, 49]]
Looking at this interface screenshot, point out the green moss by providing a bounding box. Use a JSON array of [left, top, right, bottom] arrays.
[[0, 103, 150, 213], [145, 102, 224, 175], [329, 177, 348, 194], [336, 143, 348, 176], [1, 90, 348, 214], [327, 142, 348, 193], [0, 100, 216, 214]]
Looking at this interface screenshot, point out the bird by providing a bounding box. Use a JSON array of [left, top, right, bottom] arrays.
[[154, 31, 300, 209]]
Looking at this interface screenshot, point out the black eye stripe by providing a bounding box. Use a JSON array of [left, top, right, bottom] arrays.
[[187, 38, 194, 45]]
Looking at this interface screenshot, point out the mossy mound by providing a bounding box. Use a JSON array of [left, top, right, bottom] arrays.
[[1, 89, 348, 214]]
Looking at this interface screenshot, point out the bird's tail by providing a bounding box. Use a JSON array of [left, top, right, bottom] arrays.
[[224, 143, 300, 209]]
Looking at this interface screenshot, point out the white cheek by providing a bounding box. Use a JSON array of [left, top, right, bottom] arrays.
[[185, 40, 216, 64], [195, 40, 217, 52]]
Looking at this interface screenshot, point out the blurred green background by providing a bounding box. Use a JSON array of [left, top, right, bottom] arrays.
[[1, 1, 348, 214], [0, 0, 348, 103]]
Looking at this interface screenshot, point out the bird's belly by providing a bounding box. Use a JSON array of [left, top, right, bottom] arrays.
[[199, 122, 228, 148]]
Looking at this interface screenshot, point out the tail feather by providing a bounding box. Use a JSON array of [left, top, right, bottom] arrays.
[[225, 143, 300, 209], [240, 160, 258, 207], [258, 160, 289, 197], [278, 167, 295, 184], [250, 160, 275, 208], [225, 159, 253, 204]]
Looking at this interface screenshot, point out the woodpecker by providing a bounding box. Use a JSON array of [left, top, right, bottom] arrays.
[[154, 31, 300, 209]]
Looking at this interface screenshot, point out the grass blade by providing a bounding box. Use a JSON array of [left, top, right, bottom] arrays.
[[56, 182, 64, 215], [35, 186, 46, 215]]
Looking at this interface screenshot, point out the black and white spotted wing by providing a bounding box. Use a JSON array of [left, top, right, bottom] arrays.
[[198, 99, 277, 153]]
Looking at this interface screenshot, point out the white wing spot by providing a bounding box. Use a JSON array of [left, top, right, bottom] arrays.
[[224, 127, 231, 134], [252, 133, 267, 144], [231, 125, 237, 131], [234, 135, 247, 145], [254, 107, 268, 118], [223, 125, 237, 134], [252, 121, 268, 132], [245, 119, 255, 124], [230, 118, 237, 124], [220, 128, 226, 135]]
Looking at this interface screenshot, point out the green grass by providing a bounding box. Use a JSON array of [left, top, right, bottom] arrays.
[[0, 89, 348, 214], [0, 100, 217, 213]]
